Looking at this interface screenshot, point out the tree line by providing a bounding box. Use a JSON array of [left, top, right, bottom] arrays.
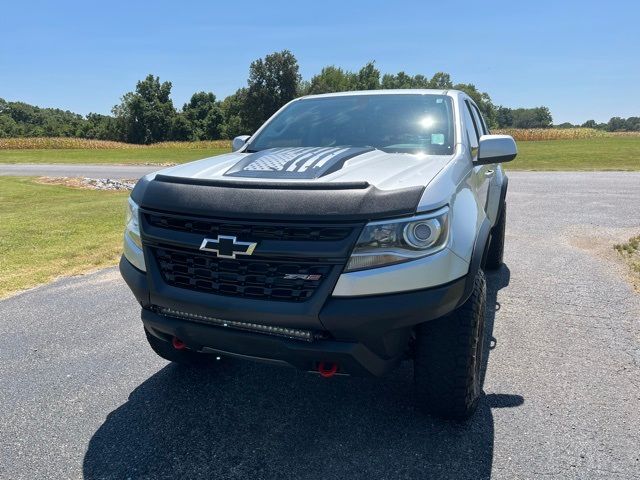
[[559, 117, 640, 131], [1, 50, 637, 143]]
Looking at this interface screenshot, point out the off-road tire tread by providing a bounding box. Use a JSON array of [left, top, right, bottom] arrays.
[[414, 270, 487, 420]]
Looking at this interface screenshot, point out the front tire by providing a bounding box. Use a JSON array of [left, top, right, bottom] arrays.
[[144, 328, 215, 366], [413, 270, 487, 420]]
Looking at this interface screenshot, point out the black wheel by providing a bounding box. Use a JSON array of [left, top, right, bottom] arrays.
[[485, 203, 506, 270], [414, 269, 487, 420], [144, 328, 215, 366]]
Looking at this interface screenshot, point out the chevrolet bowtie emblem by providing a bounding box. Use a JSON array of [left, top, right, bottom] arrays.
[[199, 235, 258, 259]]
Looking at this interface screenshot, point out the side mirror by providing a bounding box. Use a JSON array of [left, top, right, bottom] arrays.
[[232, 135, 251, 152], [477, 134, 517, 165]]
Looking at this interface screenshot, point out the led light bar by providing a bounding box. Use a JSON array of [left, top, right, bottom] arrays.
[[157, 307, 315, 342]]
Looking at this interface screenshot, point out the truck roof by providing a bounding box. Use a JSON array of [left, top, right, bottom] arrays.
[[298, 89, 465, 100]]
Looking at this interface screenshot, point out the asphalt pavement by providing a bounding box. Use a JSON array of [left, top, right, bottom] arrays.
[[0, 172, 639, 479], [0, 163, 160, 179]]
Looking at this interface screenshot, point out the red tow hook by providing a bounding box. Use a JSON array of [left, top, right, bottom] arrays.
[[172, 336, 187, 350], [317, 362, 338, 378]]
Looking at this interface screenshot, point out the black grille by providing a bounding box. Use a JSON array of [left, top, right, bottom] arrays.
[[145, 213, 352, 241], [152, 246, 333, 302]]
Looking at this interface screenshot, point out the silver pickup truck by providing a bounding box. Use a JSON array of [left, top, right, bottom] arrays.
[[120, 89, 517, 419]]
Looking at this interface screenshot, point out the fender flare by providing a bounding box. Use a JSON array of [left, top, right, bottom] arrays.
[[458, 217, 491, 307], [458, 176, 508, 306], [496, 176, 509, 222]]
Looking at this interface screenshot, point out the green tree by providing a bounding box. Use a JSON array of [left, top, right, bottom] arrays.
[[220, 88, 249, 138], [380, 71, 425, 89], [80, 113, 120, 140], [182, 91, 224, 140], [353, 62, 380, 90], [112, 74, 177, 144], [581, 119, 598, 129], [510, 107, 553, 128], [607, 117, 627, 131], [169, 114, 194, 141], [307, 66, 355, 94], [496, 107, 514, 128], [242, 50, 301, 133], [429, 72, 453, 89], [604, 116, 640, 131], [0, 114, 21, 137], [624, 117, 640, 131], [0, 99, 86, 137]]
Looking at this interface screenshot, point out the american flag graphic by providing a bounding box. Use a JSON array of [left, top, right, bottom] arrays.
[[225, 147, 373, 180]]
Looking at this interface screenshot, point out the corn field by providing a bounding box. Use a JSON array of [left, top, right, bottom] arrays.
[[1, 131, 639, 150], [493, 128, 609, 141], [493, 128, 640, 141], [0, 138, 232, 150]]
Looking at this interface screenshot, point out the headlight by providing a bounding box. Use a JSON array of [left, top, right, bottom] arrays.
[[344, 207, 449, 272], [125, 198, 142, 249], [123, 198, 146, 271]]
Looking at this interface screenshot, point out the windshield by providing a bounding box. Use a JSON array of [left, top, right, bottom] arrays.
[[248, 94, 455, 155]]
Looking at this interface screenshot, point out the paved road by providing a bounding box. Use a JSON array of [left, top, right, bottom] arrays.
[[1, 172, 639, 479], [0, 163, 160, 179]]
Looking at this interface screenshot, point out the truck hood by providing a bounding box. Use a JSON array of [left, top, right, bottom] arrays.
[[156, 147, 454, 191]]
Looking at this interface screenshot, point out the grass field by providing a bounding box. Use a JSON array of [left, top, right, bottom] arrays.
[[509, 137, 640, 170], [0, 177, 129, 298], [0, 135, 639, 169], [0, 138, 230, 164]]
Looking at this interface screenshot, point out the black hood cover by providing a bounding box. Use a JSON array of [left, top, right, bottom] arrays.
[[224, 147, 373, 180], [132, 174, 425, 222]]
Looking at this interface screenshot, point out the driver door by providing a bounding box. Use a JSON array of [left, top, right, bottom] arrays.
[[463, 100, 492, 214]]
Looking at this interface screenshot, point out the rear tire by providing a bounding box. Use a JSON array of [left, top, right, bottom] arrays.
[[485, 202, 506, 270], [413, 269, 487, 420], [144, 328, 215, 366]]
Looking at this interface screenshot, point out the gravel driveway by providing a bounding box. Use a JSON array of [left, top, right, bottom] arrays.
[[0, 172, 639, 479]]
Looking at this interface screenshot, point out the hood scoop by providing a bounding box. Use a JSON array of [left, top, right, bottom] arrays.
[[224, 146, 373, 180]]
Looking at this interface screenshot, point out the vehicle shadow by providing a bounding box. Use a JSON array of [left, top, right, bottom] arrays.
[[83, 265, 519, 480]]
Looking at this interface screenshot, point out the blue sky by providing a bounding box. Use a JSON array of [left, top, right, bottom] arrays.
[[1, 0, 638, 123]]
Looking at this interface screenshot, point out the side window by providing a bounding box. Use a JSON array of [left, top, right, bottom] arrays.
[[463, 101, 479, 150], [470, 102, 490, 135]]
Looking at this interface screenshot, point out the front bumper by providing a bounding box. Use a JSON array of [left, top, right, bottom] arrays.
[[120, 256, 467, 376]]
